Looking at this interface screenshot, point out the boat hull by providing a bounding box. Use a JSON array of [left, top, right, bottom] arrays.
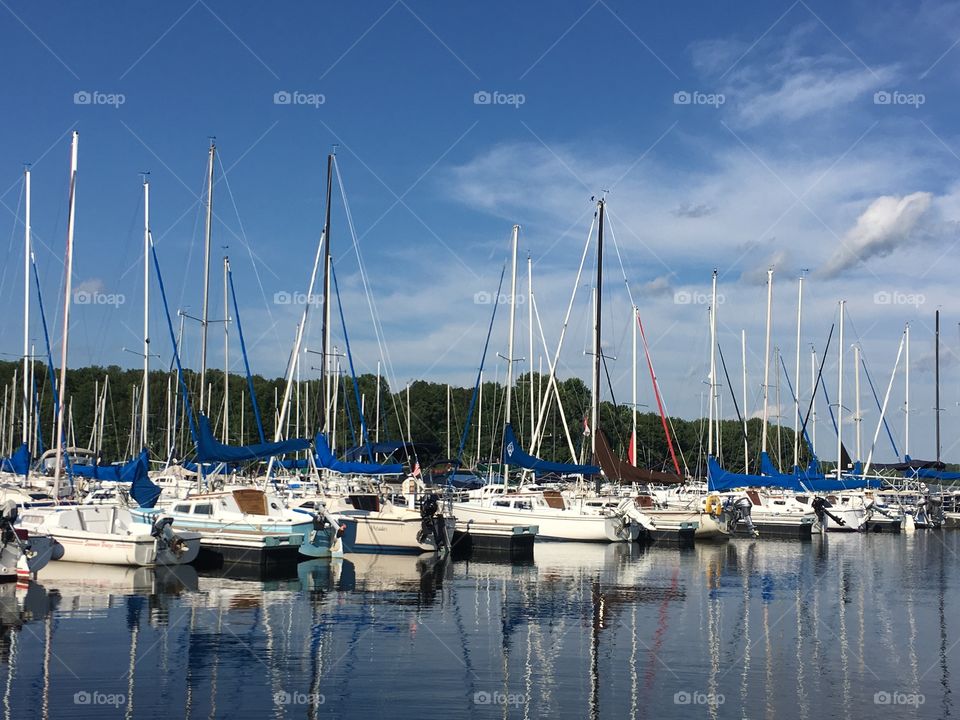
[[453, 503, 634, 542], [338, 514, 455, 554]]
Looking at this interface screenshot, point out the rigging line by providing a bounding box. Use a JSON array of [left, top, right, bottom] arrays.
[[859, 348, 899, 458], [456, 265, 505, 465], [215, 153, 283, 350], [332, 157, 407, 452], [530, 293, 578, 462]]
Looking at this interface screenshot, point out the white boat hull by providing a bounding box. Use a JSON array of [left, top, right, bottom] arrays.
[[452, 503, 635, 542]]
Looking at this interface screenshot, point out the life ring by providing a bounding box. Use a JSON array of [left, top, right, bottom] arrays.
[[705, 495, 721, 516]]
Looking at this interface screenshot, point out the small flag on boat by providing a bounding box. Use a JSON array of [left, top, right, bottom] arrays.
[[412, 459, 421, 477], [582, 416, 591, 437]]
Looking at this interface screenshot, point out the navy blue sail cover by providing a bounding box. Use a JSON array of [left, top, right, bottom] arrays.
[[195, 414, 310, 463], [315, 433, 403, 475], [502, 423, 599, 475], [71, 448, 150, 481], [0, 443, 30, 475]]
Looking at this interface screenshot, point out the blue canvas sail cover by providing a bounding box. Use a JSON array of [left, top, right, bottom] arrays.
[[128, 453, 162, 508], [708, 455, 803, 492], [71, 448, 150, 482], [315, 433, 403, 475], [195, 414, 310, 463], [502, 423, 599, 475], [0, 443, 30, 475]]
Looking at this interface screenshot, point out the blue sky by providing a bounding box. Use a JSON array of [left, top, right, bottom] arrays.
[[1, 0, 959, 462]]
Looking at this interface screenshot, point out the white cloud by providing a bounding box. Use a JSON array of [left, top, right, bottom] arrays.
[[820, 192, 934, 277]]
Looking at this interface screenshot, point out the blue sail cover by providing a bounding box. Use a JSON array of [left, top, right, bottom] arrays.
[[0, 443, 30, 475], [315, 434, 403, 475], [915, 467, 960, 481], [502, 424, 599, 475], [71, 448, 151, 482], [195, 414, 310, 463], [128, 454, 161, 508], [711, 453, 879, 492]]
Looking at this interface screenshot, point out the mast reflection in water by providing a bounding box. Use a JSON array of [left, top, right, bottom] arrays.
[[0, 535, 953, 719]]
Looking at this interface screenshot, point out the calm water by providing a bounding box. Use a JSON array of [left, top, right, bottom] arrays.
[[1, 533, 957, 719]]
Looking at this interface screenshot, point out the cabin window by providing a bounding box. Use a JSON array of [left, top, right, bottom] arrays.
[[174, 505, 191, 513], [492, 500, 511, 508], [193, 504, 213, 515], [513, 500, 532, 510]]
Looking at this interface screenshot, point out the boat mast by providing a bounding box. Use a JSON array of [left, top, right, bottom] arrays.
[[592, 201, 604, 460], [223, 256, 230, 442], [707, 269, 717, 457], [854, 343, 861, 461], [504, 224, 519, 481], [528, 253, 535, 447], [631, 305, 637, 467], [761, 268, 773, 458], [199, 140, 215, 416], [741, 329, 748, 472], [905, 322, 910, 457], [811, 346, 817, 453], [792, 273, 804, 469], [53, 131, 79, 498], [836, 300, 845, 478], [22, 168, 31, 451], [936, 309, 941, 464], [322, 154, 333, 435], [375, 360, 381, 445], [477, 370, 483, 465], [142, 176, 150, 449]]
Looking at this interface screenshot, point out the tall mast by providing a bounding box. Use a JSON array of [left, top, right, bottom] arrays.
[[792, 273, 804, 469], [741, 329, 748, 472], [528, 253, 535, 446], [707, 270, 717, 457], [936, 309, 941, 464], [631, 305, 637, 467], [321, 154, 333, 434], [477, 370, 483, 465], [375, 360, 381, 444], [905, 322, 910, 457], [199, 139, 215, 415], [592, 201, 604, 459], [21, 168, 30, 448], [223, 256, 230, 442], [811, 346, 817, 453], [504, 224, 519, 480], [836, 300, 845, 478], [854, 343, 861, 461], [761, 268, 773, 456], [141, 177, 150, 449], [53, 130, 79, 498]]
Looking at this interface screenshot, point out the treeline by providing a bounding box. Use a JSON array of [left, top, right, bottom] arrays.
[[0, 360, 810, 474]]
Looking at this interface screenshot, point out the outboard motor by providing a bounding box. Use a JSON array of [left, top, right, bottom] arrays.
[[0, 500, 18, 545], [810, 496, 845, 529], [417, 493, 448, 551], [151, 516, 187, 557], [734, 496, 758, 537]]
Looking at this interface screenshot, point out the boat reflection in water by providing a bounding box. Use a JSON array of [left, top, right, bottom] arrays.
[[0, 535, 953, 718]]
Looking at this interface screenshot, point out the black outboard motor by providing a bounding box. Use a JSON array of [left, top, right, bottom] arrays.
[[811, 496, 846, 528], [0, 501, 18, 545], [151, 516, 186, 557], [417, 493, 448, 550], [734, 496, 757, 537]]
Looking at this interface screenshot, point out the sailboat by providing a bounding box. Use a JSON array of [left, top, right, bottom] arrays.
[[452, 222, 643, 543]]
